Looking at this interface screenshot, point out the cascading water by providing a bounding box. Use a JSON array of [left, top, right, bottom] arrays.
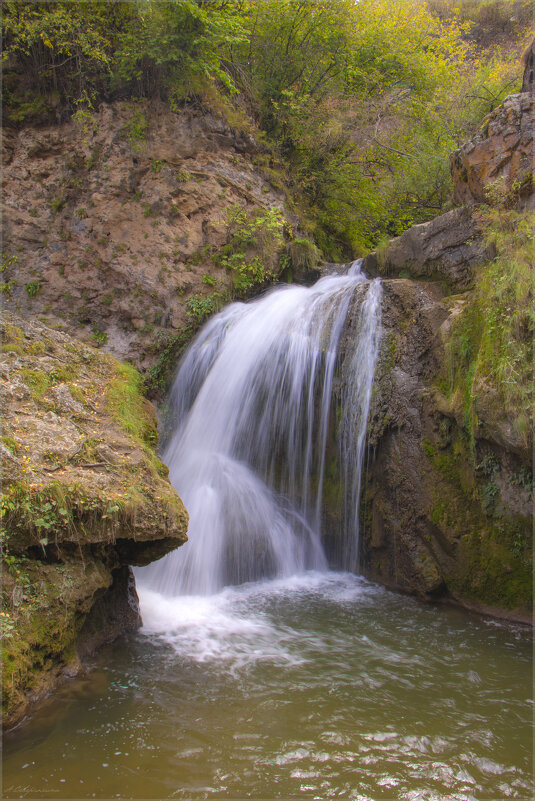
[[137, 262, 381, 596]]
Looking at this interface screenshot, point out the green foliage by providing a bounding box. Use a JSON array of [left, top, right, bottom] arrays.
[[2, 0, 114, 112], [18, 364, 76, 401], [124, 108, 149, 151], [2, 0, 529, 254], [113, 0, 245, 102], [224, 0, 475, 254], [1, 280, 17, 297], [217, 205, 286, 292], [1, 253, 18, 273], [2, 0, 245, 115], [186, 293, 222, 323], [1, 480, 140, 553], [91, 326, 107, 346], [447, 207, 533, 448], [428, 0, 532, 50]]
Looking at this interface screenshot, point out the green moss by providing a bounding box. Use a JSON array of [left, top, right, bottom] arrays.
[[285, 237, 319, 272], [67, 383, 85, 405], [321, 454, 345, 517], [50, 364, 77, 382], [1, 436, 19, 455], [425, 421, 532, 610], [3, 323, 25, 343], [124, 109, 149, 151], [454, 519, 532, 609], [422, 438, 436, 458], [144, 325, 195, 396], [18, 364, 78, 401], [447, 208, 533, 451], [1, 558, 105, 721], [0, 343, 24, 355]]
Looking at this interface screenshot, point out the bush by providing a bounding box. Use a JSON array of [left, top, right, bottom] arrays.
[[218, 206, 286, 292]]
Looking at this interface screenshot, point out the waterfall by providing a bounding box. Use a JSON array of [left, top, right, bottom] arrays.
[[137, 263, 381, 595]]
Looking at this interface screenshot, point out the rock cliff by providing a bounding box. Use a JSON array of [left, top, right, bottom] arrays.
[[1, 99, 311, 392], [347, 91, 533, 620], [360, 279, 532, 621], [1, 313, 188, 728]]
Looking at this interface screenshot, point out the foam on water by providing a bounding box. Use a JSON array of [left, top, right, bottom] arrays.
[[138, 572, 375, 670], [138, 586, 302, 669]]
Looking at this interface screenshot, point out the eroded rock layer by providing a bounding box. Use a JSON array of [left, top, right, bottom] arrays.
[[1, 314, 188, 728], [1, 100, 297, 378]]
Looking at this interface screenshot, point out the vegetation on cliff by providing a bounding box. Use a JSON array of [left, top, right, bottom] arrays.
[[3, 0, 531, 257], [447, 202, 533, 451]]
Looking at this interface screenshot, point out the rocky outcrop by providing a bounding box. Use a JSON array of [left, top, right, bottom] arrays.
[[1, 313, 188, 728], [362, 207, 489, 291], [450, 92, 533, 208], [357, 280, 532, 620], [1, 100, 307, 382], [363, 92, 534, 290], [329, 89, 533, 621]]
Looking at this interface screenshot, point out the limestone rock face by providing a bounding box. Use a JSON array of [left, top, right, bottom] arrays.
[[1, 314, 188, 729], [450, 93, 534, 208], [1, 100, 294, 374]]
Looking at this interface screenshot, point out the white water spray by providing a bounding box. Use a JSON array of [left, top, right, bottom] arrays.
[[137, 263, 381, 595]]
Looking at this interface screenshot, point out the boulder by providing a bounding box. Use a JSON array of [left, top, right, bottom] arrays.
[[363, 206, 488, 290]]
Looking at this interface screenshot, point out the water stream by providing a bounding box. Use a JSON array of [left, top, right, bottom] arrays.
[[3, 268, 533, 799], [138, 261, 381, 594]]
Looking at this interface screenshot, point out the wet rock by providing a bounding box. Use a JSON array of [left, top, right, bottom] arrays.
[[1, 312, 188, 730], [77, 566, 141, 659]]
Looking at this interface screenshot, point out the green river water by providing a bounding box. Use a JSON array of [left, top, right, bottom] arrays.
[[3, 573, 533, 800]]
